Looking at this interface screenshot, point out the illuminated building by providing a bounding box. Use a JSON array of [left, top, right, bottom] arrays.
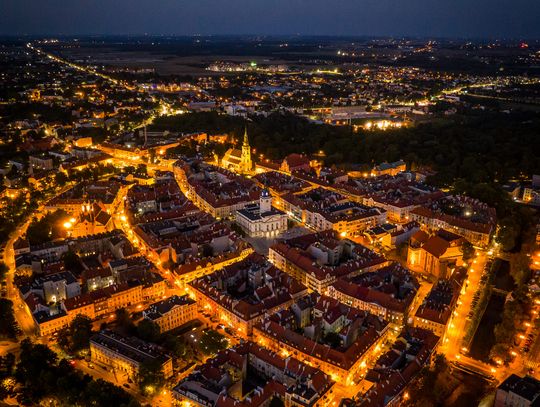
[[371, 160, 406, 177], [173, 342, 334, 407], [280, 153, 311, 174], [90, 330, 173, 380], [221, 128, 253, 174], [235, 189, 288, 237], [409, 195, 496, 248], [328, 263, 420, 326], [523, 186, 540, 206], [495, 375, 540, 407], [70, 202, 114, 238], [412, 268, 465, 337], [253, 294, 390, 383], [29, 154, 54, 172], [407, 230, 465, 279], [142, 295, 197, 333], [185, 165, 260, 219], [189, 253, 307, 336], [269, 230, 389, 293], [281, 187, 386, 234], [359, 328, 440, 406]]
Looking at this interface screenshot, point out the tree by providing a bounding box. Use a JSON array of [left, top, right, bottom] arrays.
[[58, 314, 93, 354], [0, 262, 8, 282], [0, 299, 19, 340], [84, 379, 140, 407], [14, 339, 139, 406], [161, 333, 187, 358], [323, 331, 341, 348], [62, 250, 82, 273], [148, 148, 156, 164], [26, 209, 69, 245], [136, 163, 148, 175], [490, 294, 527, 364], [137, 319, 160, 343], [460, 241, 475, 262], [54, 171, 69, 187], [0, 353, 15, 376], [199, 330, 228, 355], [496, 218, 520, 252], [200, 243, 214, 258], [115, 308, 136, 335], [509, 253, 532, 287], [396, 242, 409, 261], [490, 342, 512, 363], [138, 359, 164, 395], [15, 339, 59, 401]]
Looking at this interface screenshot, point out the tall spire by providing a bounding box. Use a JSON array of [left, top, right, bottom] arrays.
[[240, 126, 252, 174], [242, 126, 249, 147]]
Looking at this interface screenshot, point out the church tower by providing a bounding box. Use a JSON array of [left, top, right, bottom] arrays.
[[240, 127, 253, 174]]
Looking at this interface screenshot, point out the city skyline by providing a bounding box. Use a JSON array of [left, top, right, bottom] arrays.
[[0, 9, 539, 406]]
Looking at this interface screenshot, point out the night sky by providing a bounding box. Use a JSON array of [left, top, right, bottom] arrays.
[[1, 0, 539, 38]]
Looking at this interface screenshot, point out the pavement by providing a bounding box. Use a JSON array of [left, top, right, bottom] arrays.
[[0, 341, 20, 358], [441, 252, 489, 367], [407, 279, 433, 323]]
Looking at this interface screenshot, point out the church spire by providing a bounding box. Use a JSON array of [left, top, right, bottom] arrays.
[[240, 126, 252, 174], [242, 126, 249, 147]]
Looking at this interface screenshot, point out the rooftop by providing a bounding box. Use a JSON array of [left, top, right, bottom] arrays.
[[270, 230, 388, 282], [143, 294, 196, 321], [90, 329, 170, 366], [174, 342, 333, 407], [256, 294, 388, 370], [189, 253, 307, 321], [331, 263, 420, 314], [498, 374, 540, 402]]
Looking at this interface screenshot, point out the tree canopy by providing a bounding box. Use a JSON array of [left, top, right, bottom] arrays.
[[0, 299, 19, 340], [199, 330, 228, 355], [26, 209, 70, 245], [150, 110, 540, 186], [14, 339, 138, 406], [57, 314, 93, 354]]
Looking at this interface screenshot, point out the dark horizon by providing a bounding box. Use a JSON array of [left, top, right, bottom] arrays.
[[2, 34, 540, 42], [2, 0, 540, 40]]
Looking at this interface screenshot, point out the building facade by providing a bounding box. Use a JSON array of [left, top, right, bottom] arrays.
[[235, 189, 288, 237], [142, 295, 197, 333], [90, 330, 173, 380]]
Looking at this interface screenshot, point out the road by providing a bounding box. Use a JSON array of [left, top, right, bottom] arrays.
[[0, 341, 21, 358], [440, 252, 487, 364], [408, 278, 433, 322], [3, 183, 74, 338]]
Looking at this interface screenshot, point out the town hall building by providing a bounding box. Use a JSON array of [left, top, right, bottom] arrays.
[[235, 189, 288, 237]]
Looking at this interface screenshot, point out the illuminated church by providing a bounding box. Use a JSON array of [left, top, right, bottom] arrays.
[[221, 128, 253, 174], [69, 201, 114, 238]]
